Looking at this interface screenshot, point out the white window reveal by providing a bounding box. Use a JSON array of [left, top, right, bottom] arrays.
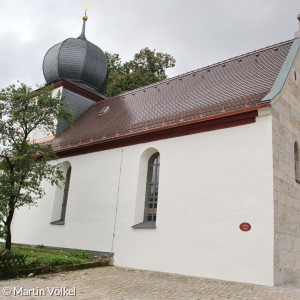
[[51, 161, 72, 225], [133, 148, 160, 229]]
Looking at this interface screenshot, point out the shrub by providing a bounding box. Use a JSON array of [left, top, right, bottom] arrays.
[[70, 251, 90, 259], [33, 255, 83, 266]]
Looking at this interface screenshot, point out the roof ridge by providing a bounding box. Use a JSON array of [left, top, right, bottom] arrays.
[[103, 39, 294, 102]]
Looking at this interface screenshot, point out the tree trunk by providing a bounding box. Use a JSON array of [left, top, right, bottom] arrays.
[[4, 208, 14, 251]]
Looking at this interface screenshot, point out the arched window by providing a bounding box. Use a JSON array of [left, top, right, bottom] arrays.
[[60, 166, 71, 221], [295, 142, 300, 183], [51, 162, 72, 225], [144, 153, 160, 222]]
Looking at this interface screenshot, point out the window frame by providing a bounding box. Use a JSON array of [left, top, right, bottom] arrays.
[[143, 153, 160, 223], [51, 163, 72, 225], [132, 151, 160, 229], [60, 165, 72, 222]]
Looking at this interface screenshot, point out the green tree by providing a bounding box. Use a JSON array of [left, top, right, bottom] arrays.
[[0, 83, 72, 251], [105, 47, 176, 97]]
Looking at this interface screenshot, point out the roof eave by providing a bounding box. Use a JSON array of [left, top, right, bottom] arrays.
[[52, 80, 105, 102], [53, 103, 270, 158]]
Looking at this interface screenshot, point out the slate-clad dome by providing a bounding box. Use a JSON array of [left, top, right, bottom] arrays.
[[43, 16, 108, 93]]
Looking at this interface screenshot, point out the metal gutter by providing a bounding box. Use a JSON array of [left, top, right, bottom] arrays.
[[53, 103, 269, 157], [260, 38, 300, 104]]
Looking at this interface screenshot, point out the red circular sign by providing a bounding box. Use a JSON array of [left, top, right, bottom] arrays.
[[240, 222, 251, 231]]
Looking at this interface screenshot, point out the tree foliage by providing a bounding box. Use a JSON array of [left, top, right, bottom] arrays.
[[105, 48, 176, 97], [0, 83, 72, 250]]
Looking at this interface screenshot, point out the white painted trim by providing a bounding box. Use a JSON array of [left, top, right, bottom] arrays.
[[258, 107, 271, 117]]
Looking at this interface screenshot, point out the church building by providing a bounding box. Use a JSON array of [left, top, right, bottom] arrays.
[[11, 13, 300, 286]]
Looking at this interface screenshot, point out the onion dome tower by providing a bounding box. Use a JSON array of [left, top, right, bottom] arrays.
[[42, 10, 108, 134], [43, 13, 108, 94]]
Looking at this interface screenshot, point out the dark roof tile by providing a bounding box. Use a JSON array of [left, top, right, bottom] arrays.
[[51, 40, 293, 150]]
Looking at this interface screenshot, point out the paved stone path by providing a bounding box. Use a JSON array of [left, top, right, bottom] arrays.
[[1, 266, 300, 299]]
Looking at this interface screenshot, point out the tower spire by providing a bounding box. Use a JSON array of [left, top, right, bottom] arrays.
[[78, 3, 90, 39]]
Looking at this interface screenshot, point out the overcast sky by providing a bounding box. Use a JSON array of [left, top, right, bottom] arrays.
[[0, 0, 299, 89]]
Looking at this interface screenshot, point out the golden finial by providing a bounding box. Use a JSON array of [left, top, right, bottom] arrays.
[[78, 3, 90, 39], [83, 3, 90, 20]]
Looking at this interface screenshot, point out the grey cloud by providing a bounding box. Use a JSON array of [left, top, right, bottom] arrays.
[[0, 0, 299, 89]]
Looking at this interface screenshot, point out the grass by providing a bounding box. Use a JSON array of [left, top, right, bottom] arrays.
[[1, 243, 108, 268]]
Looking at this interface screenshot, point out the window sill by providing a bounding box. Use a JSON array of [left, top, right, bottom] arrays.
[[132, 221, 156, 229], [50, 220, 65, 225]]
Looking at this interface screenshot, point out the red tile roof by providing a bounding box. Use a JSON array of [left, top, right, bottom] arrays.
[[51, 40, 293, 153]]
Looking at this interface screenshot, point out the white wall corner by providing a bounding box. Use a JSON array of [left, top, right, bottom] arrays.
[[258, 107, 271, 117], [52, 86, 63, 97]]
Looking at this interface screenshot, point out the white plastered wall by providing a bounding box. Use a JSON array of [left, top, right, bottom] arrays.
[[11, 147, 122, 252], [11, 112, 274, 285], [113, 113, 274, 286]]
